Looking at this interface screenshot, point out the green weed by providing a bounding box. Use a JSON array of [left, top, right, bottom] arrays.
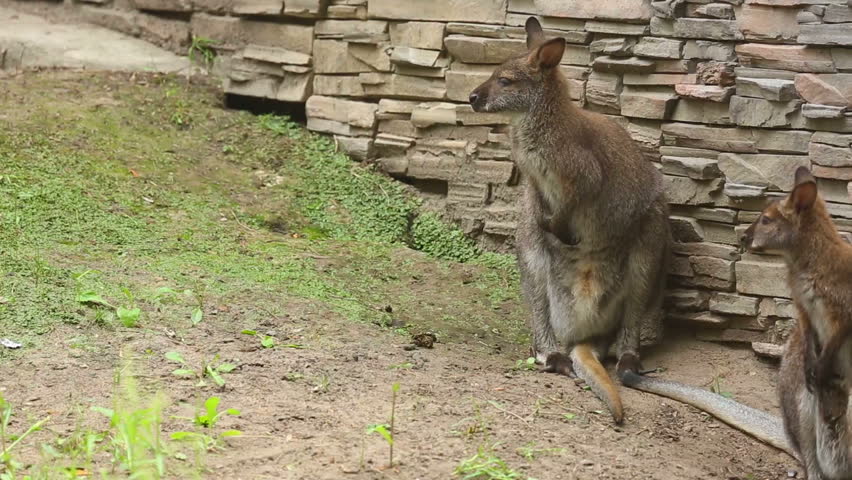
[[187, 36, 217, 73], [165, 352, 237, 388], [455, 447, 524, 480]]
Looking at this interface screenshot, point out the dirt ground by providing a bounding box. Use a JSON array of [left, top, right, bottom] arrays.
[[0, 71, 798, 480]]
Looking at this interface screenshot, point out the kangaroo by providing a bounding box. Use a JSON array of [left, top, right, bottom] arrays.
[[742, 166, 852, 478], [469, 17, 671, 424]]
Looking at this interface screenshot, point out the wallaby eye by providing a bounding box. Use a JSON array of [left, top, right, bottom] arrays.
[[497, 77, 512, 87], [760, 216, 772, 225]]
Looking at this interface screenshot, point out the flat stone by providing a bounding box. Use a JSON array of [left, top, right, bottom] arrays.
[[754, 129, 813, 154], [724, 183, 767, 198], [670, 216, 705, 242], [314, 19, 387, 39], [710, 292, 759, 316], [797, 11, 821, 23], [736, 4, 800, 42], [444, 36, 524, 64], [590, 38, 636, 57], [752, 342, 784, 360], [718, 153, 809, 191], [508, 0, 653, 21], [671, 99, 732, 125], [736, 77, 798, 101], [283, 0, 323, 16], [662, 122, 757, 152], [585, 71, 623, 114], [802, 104, 848, 119], [812, 165, 852, 181], [592, 56, 656, 74], [735, 67, 796, 81], [634, 37, 684, 59], [389, 22, 445, 50], [729, 96, 802, 128], [695, 3, 734, 19], [312, 40, 369, 74], [240, 20, 314, 54], [672, 18, 743, 40], [585, 21, 650, 35], [445, 70, 490, 102], [697, 61, 736, 86], [327, 5, 368, 19], [620, 87, 678, 119], [663, 175, 724, 205], [736, 260, 790, 298], [242, 44, 311, 65], [347, 42, 391, 71], [666, 289, 710, 312], [662, 156, 722, 179], [675, 84, 734, 102], [736, 43, 836, 72], [800, 23, 852, 47], [313, 75, 364, 96], [682, 40, 735, 61], [810, 136, 852, 167], [132, 0, 192, 11], [334, 135, 374, 161], [824, 4, 852, 22], [306, 95, 378, 129], [410, 103, 457, 128], [673, 241, 740, 259], [390, 46, 442, 67], [833, 48, 852, 69], [231, 0, 281, 15], [795, 73, 851, 107], [369, 0, 507, 23], [359, 73, 446, 100], [623, 73, 697, 85]]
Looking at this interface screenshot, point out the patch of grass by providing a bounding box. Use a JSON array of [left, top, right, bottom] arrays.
[[455, 447, 526, 480]]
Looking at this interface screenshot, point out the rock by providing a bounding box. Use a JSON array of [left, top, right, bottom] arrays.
[[132, 0, 191, 11], [675, 84, 734, 102], [410, 103, 457, 128], [695, 3, 734, 19], [735, 67, 796, 81], [752, 342, 784, 360], [670, 216, 705, 242], [697, 329, 767, 344], [736, 43, 836, 73], [315, 19, 387, 39], [691, 255, 734, 282], [736, 77, 798, 101], [327, 5, 368, 19], [797, 11, 821, 24], [833, 48, 852, 70], [682, 40, 735, 61], [666, 289, 710, 312], [671, 99, 732, 125], [444, 36, 524, 64], [348, 42, 391, 71], [136, 12, 188, 54], [585, 22, 649, 35], [663, 175, 724, 205], [634, 37, 683, 59], [650, 17, 675, 36], [242, 44, 311, 65], [368, 0, 507, 23], [231, 0, 281, 15], [313, 40, 367, 73], [662, 156, 722, 179], [389, 22, 445, 50], [754, 129, 813, 154], [724, 183, 767, 198], [624, 73, 697, 85], [508, 0, 653, 22], [590, 38, 636, 57], [718, 153, 809, 191], [314, 75, 364, 96], [825, 4, 852, 23], [810, 134, 852, 167], [710, 292, 759, 316], [445, 68, 490, 102], [306, 95, 378, 130], [729, 96, 802, 128], [812, 165, 852, 181], [737, 260, 790, 298], [592, 56, 656, 74], [795, 73, 851, 107], [736, 4, 800, 42], [390, 46, 442, 67], [696, 61, 735, 86], [283, 0, 323, 16], [800, 23, 852, 47], [585, 72, 623, 114], [620, 87, 678, 119], [672, 18, 742, 41], [359, 73, 446, 100], [334, 135, 374, 160], [802, 104, 848, 119], [662, 122, 757, 152], [673, 241, 740, 259]]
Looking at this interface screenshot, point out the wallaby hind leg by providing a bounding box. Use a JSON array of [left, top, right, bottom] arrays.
[[615, 203, 669, 377]]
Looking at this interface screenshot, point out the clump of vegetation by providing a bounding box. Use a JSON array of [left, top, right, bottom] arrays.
[[455, 447, 527, 480]]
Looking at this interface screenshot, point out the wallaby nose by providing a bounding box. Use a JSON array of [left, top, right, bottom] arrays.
[[469, 92, 479, 105]]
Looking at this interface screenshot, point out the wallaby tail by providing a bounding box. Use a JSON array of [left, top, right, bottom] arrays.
[[621, 371, 794, 457], [571, 344, 624, 424]]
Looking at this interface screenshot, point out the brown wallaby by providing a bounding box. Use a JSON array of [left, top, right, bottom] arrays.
[[469, 17, 671, 424], [742, 166, 852, 478]]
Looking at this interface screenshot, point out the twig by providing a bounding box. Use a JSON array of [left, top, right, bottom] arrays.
[[485, 399, 530, 425]]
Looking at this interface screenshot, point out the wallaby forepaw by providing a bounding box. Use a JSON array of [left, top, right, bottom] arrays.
[[544, 352, 575, 377]]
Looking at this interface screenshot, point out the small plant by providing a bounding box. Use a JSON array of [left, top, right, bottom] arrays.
[[710, 376, 733, 399], [166, 352, 237, 388], [191, 307, 203, 327], [389, 362, 413, 370], [74, 271, 141, 327], [171, 397, 241, 451], [0, 393, 50, 478], [188, 36, 218, 73], [365, 382, 400, 468], [260, 335, 276, 349], [455, 447, 522, 480], [516, 443, 565, 460], [513, 357, 537, 371], [192, 397, 240, 429]]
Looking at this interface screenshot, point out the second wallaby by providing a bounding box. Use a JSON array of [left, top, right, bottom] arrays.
[[742, 167, 852, 478], [470, 17, 671, 424]]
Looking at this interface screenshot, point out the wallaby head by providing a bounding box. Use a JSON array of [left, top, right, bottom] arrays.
[[469, 17, 566, 113], [741, 167, 820, 254]]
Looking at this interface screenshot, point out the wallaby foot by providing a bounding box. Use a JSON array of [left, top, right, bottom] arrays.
[[616, 352, 641, 380], [544, 352, 575, 376]]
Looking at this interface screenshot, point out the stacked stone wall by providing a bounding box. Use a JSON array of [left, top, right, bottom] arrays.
[[13, 0, 852, 354]]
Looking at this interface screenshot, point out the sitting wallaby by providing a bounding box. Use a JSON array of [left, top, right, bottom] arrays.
[[742, 167, 852, 478], [469, 17, 671, 424]]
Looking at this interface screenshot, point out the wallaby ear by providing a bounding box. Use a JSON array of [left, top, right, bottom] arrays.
[[788, 166, 818, 212], [534, 37, 566, 70], [525, 17, 545, 50]]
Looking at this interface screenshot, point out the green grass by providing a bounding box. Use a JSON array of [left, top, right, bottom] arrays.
[[0, 73, 524, 356]]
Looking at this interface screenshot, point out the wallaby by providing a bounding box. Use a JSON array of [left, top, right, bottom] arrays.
[[742, 166, 852, 478], [469, 17, 671, 424]]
